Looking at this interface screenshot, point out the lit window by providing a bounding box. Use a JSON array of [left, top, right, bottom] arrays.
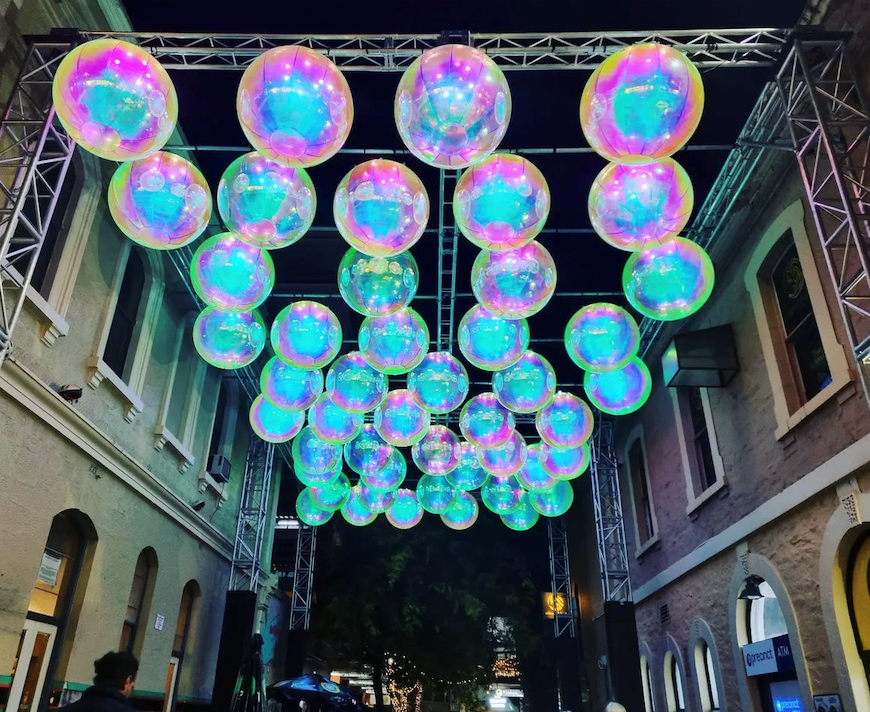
[[694, 641, 721, 712], [640, 655, 656, 712], [747, 580, 788, 643], [665, 652, 686, 712]]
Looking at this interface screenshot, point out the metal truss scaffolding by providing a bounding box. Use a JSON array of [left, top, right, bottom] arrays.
[[547, 517, 577, 638], [290, 524, 317, 631], [436, 169, 460, 355]]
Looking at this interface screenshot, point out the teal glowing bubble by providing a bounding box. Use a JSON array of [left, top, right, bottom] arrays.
[[308, 392, 363, 444], [584, 358, 652, 416], [296, 488, 333, 526], [310, 473, 351, 511], [412, 425, 460, 476], [416, 474, 456, 514], [260, 357, 323, 411], [623, 237, 715, 321], [359, 485, 397, 514], [292, 426, 343, 476], [565, 303, 640, 373], [374, 389, 430, 447], [191, 233, 275, 312], [478, 430, 527, 478], [359, 307, 430, 375], [516, 444, 559, 491], [271, 301, 342, 370], [471, 241, 557, 319], [481, 475, 524, 515], [501, 490, 540, 531], [326, 352, 388, 413], [458, 304, 530, 371], [217, 151, 315, 250], [338, 248, 419, 317], [361, 450, 407, 492], [535, 392, 594, 448], [407, 352, 469, 414], [446, 441, 487, 491], [529, 480, 574, 517], [341, 485, 378, 526], [294, 460, 342, 488], [250, 394, 306, 443], [540, 442, 591, 480], [493, 350, 556, 413], [459, 393, 515, 449], [441, 491, 479, 530], [386, 488, 424, 529], [344, 424, 394, 475], [193, 307, 265, 370]]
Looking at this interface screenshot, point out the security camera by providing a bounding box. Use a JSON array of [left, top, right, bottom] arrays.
[[192, 499, 206, 512], [57, 384, 83, 403]]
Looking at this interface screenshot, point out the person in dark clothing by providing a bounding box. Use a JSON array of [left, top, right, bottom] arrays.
[[64, 651, 139, 711]]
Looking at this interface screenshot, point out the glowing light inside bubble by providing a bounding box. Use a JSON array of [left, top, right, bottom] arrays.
[[460, 393, 515, 449], [477, 430, 527, 478], [471, 241, 557, 319], [359, 307, 429, 375], [296, 488, 333, 526], [249, 394, 305, 443], [394, 44, 511, 169], [359, 485, 397, 514], [446, 441, 487, 491], [325, 351, 388, 413], [237, 45, 353, 168], [412, 425, 460, 476], [516, 444, 559, 491], [386, 488, 424, 529], [584, 357, 652, 416], [338, 248, 419, 317], [501, 490, 540, 531], [271, 300, 342, 370], [292, 425, 342, 476], [458, 304, 530, 371], [528, 479, 575, 517], [441, 491, 479, 530], [308, 392, 363, 444], [564, 302, 640, 373], [416, 474, 456, 514], [216, 151, 315, 250], [481, 475, 524, 515], [344, 424, 394, 475], [334, 159, 429, 257], [580, 43, 704, 165], [492, 350, 556, 413], [260, 357, 323, 411], [193, 307, 265, 370], [539, 442, 591, 480], [361, 450, 407, 492], [623, 237, 715, 321], [191, 233, 274, 311], [341, 485, 378, 526], [407, 352, 469, 414], [535, 392, 594, 449], [310, 472, 351, 511], [374, 389, 431, 447]]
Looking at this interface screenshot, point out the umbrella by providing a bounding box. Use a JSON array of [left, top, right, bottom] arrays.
[[269, 674, 361, 712]]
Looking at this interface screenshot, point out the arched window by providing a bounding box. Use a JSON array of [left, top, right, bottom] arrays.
[[848, 534, 870, 690], [640, 654, 656, 712], [165, 581, 201, 712], [624, 427, 658, 553], [120, 548, 157, 655], [742, 578, 789, 643], [694, 640, 721, 712], [664, 651, 686, 712], [103, 247, 145, 378]]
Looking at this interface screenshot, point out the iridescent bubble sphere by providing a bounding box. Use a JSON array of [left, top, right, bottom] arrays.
[[589, 158, 694, 251], [407, 352, 469, 414], [326, 352, 388, 413], [237, 45, 353, 167], [341, 486, 378, 526], [53, 39, 177, 161], [374, 389, 431, 447], [536, 392, 594, 448], [580, 43, 705, 164], [295, 461, 342, 488], [471, 241, 557, 319], [564, 303, 640, 373], [344, 424, 394, 476], [292, 426, 343, 476], [584, 358, 652, 416], [416, 474, 456, 514], [359, 308, 429, 375], [249, 394, 305, 443], [217, 151, 315, 250], [271, 301, 342, 370], [441, 491, 479, 531], [454, 154, 549, 251], [446, 442, 487, 492], [540, 442, 591, 480], [310, 473, 351, 511], [501, 490, 540, 531], [361, 450, 407, 492], [260, 357, 323, 411], [529, 480, 575, 517], [623, 237, 715, 321], [478, 430, 527, 478], [481, 475, 524, 515], [308, 392, 363, 445], [191, 233, 275, 311], [296, 488, 333, 526], [386, 489, 425, 530], [193, 308, 265, 370], [459, 393, 515, 449], [458, 304, 530, 371], [516, 444, 559, 492], [334, 160, 429, 257], [412, 425, 460, 476], [108, 152, 210, 250], [493, 350, 556, 413], [338, 249, 419, 317], [359, 485, 397, 514], [395, 44, 511, 169]]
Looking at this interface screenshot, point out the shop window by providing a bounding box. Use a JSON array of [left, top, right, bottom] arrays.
[[119, 549, 157, 655], [626, 432, 658, 552], [744, 579, 789, 643], [694, 640, 721, 712], [664, 651, 686, 712], [640, 655, 656, 712]]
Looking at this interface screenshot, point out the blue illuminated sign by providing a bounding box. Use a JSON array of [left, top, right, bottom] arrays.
[[773, 698, 802, 712]]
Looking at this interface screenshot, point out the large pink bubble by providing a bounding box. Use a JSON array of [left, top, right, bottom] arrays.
[[459, 393, 515, 449], [471, 241, 557, 319], [535, 392, 594, 448], [411, 425, 461, 476], [477, 430, 527, 478], [374, 389, 431, 447]]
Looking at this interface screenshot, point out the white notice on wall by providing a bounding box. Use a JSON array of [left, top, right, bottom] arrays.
[[37, 552, 62, 587], [155, 614, 165, 631]]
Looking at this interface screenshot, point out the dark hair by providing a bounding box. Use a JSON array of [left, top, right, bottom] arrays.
[[93, 651, 139, 688]]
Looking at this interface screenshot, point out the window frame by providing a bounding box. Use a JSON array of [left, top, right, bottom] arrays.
[[623, 426, 659, 557], [640, 653, 657, 712], [120, 549, 157, 656], [664, 650, 687, 712]]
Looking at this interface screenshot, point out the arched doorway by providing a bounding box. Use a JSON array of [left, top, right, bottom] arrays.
[[164, 580, 201, 712], [847, 534, 870, 692]]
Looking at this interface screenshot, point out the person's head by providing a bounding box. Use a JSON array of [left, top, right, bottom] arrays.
[[93, 652, 139, 697], [605, 703, 627, 712]]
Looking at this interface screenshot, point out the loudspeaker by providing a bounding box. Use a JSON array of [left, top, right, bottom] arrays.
[[603, 601, 644, 712], [212, 590, 258, 711]]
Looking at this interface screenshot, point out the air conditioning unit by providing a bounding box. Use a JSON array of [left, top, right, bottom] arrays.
[[207, 454, 231, 483]]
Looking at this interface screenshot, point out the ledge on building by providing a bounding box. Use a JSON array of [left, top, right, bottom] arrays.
[[774, 375, 854, 441], [686, 478, 729, 517], [635, 534, 660, 559], [198, 469, 229, 509], [86, 356, 144, 422], [10, 264, 70, 347], [154, 424, 196, 474]]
